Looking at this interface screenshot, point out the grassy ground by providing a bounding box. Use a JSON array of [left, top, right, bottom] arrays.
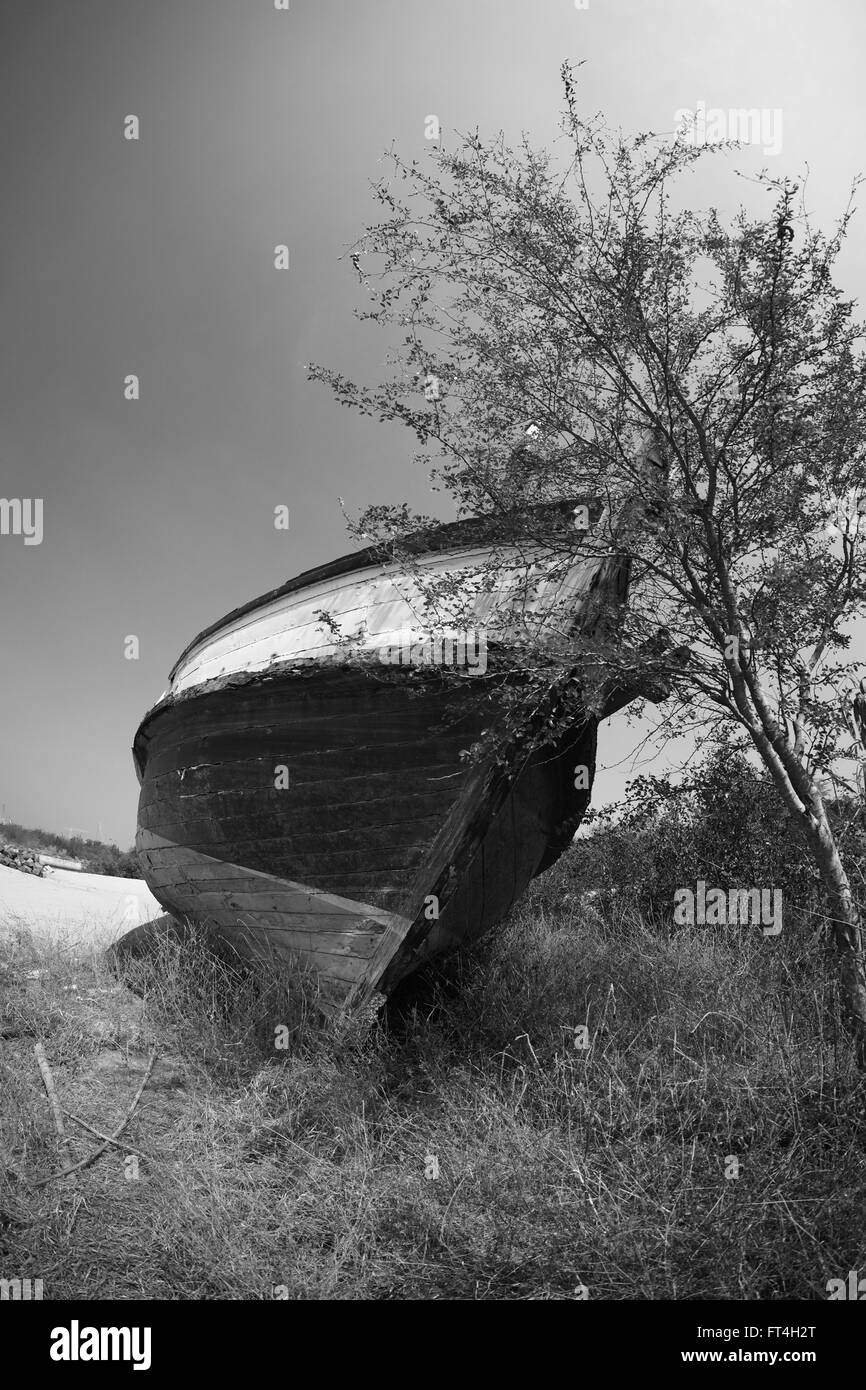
[[1, 856, 864, 1300]]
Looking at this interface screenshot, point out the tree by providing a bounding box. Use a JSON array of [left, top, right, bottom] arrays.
[[309, 64, 866, 1061]]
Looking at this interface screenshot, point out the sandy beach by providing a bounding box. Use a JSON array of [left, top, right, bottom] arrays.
[[0, 863, 162, 950]]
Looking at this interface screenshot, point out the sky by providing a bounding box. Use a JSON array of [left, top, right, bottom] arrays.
[[1, 0, 864, 847]]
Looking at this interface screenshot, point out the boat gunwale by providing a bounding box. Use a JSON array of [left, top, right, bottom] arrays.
[[166, 498, 603, 686]]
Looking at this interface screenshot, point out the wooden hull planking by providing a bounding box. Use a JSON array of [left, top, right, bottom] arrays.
[[134, 663, 596, 1008], [133, 507, 613, 1009]]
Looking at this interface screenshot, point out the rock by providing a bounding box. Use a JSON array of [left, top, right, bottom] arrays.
[[0, 839, 46, 877]]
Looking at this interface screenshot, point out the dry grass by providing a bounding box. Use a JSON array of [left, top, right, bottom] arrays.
[[1, 864, 865, 1300]]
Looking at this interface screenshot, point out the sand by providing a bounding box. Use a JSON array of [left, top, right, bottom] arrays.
[[0, 863, 162, 951]]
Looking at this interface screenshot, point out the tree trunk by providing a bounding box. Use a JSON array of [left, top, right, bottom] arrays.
[[805, 812, 866, 1066]]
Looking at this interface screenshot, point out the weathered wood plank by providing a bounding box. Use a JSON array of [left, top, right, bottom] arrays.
[[137, 796, 445, 849], [143, 769, 466, 823], [136, 830, 411, 928], [131, 496, 620, 1005], [207, 929, 370, 983]]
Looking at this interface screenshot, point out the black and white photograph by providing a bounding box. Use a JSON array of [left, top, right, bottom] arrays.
[[1, 0, 865, 1347]]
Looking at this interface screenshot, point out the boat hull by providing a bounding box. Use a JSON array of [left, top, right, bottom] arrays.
[[134, 661, 596, 1007]]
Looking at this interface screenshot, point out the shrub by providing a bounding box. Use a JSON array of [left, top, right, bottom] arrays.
[[571, 739, 848, 927], [0, 822, 140, 877]]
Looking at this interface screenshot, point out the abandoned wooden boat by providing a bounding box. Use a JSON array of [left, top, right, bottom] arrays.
[[130, 496, 646, 1012]]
